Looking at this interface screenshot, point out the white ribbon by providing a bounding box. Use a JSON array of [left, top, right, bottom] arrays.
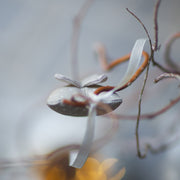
[[71, 104, 96, 168]]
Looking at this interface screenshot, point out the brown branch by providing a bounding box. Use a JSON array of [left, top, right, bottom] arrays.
[[153, 0, 161, 51], [116, 95, 180, 120], [164, 32, 180, 73], [135, 60, 150, 158], [154, 73, 180, 83], [126, 0, 179, 158], [126, 7, 152, 158], [151, 0, 172, 72], [126, 2, 171, 73], [126, 8, 153, 51]]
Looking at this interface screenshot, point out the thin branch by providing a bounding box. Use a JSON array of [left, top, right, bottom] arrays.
[[151, 59, 171, 73], [164, 32, 180, 73], [136, 60, 150, 158], [153, 0, 161, 51], [71, 0, 95, 80], [127, 3, 171, 73], [126, 7, 169, 70], [126, 7, 151, 158], [126, 7, 152, 158], [151, 0, 172, 72], [126, 8, 153, 51], [126, 2, 177, 158], [116, 95, 180, 120], [154, 73, 180, 83]]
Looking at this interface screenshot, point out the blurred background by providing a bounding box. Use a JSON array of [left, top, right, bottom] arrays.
[[0, 0, 180, 179]]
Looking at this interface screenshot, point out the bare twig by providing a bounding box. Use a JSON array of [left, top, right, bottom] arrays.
[[152, 58, 171, 73], [126, 7, 152, 158], [151, 0, 172, 72], [126, 8, 153, 52], [154, 73, 180, 83], [71, 0, 95, 80], [127, 2, 171, 73], [164, 32, 180, 73], [136, 61, 150, 158], [126, 0, 175, 158], [116, 95, 180, 120], [153, 0, 161, 51]]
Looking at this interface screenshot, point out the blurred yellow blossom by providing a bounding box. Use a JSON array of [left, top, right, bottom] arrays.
[[38, 153, 125, 180], [75, 158, 126, 180]]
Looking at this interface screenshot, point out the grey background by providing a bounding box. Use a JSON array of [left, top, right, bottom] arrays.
[[0, 0, 180, 179]]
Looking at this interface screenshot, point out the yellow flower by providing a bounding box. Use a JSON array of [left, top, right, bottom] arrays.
[[44, 166, 66, 180], [75, 158, 126, 180], [38, 153, 125, 180]]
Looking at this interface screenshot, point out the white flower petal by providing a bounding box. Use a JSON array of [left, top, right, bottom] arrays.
[[81, 74, 108, 87], [54, 73, 81, 87]]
